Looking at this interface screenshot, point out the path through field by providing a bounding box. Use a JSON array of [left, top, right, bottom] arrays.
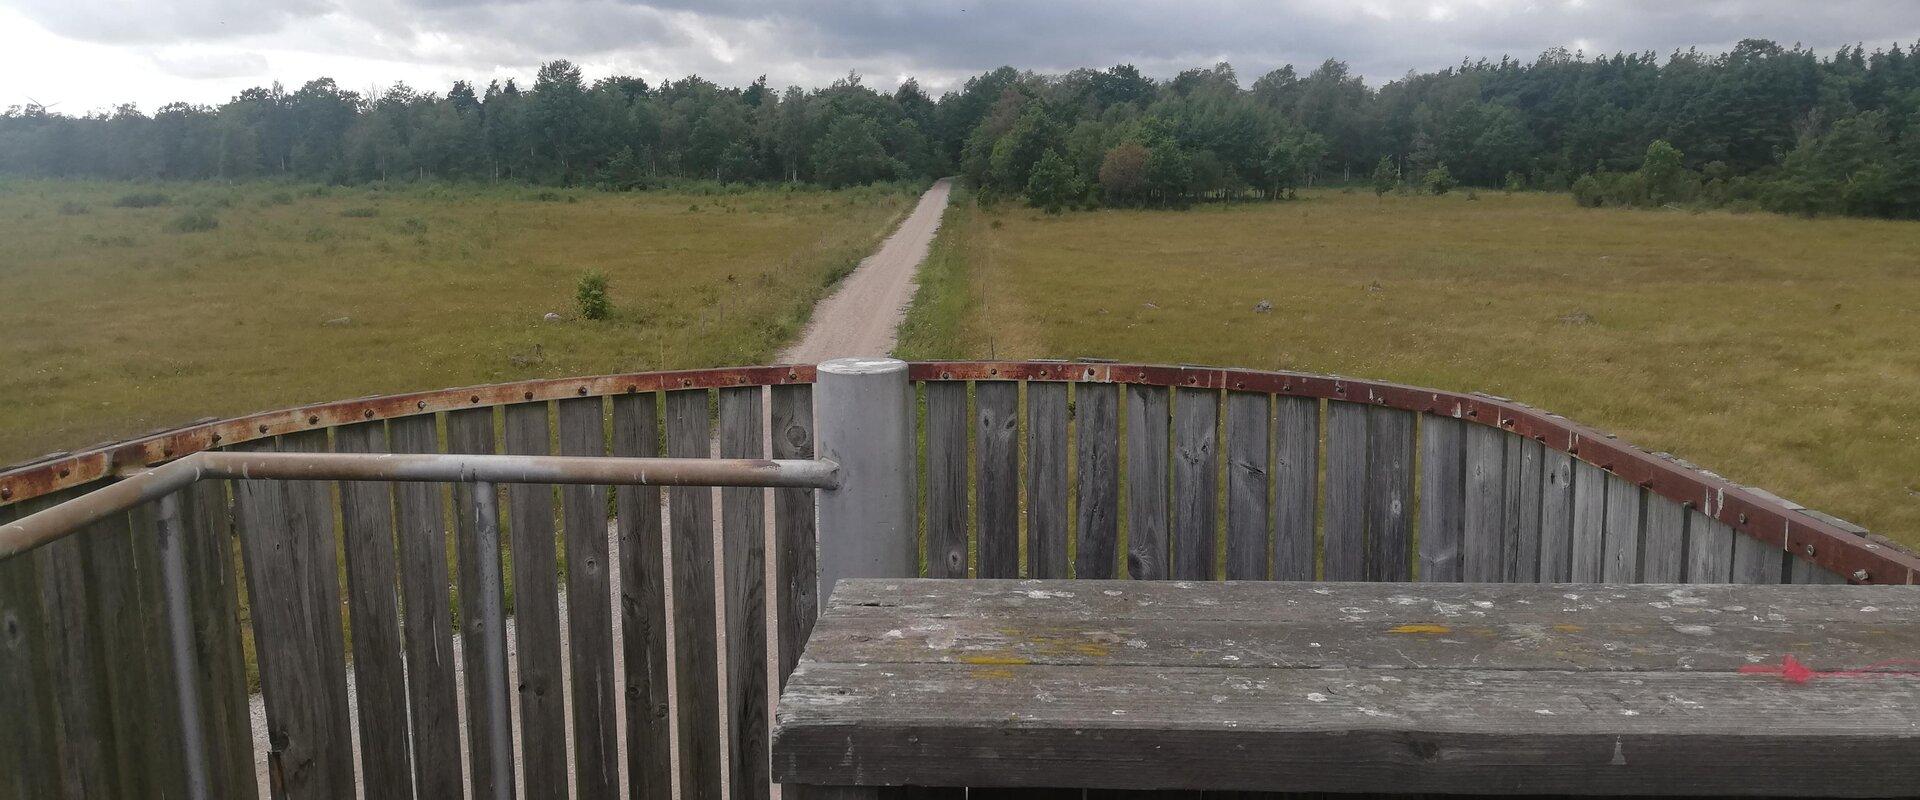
[[249, 178, 954, 799]]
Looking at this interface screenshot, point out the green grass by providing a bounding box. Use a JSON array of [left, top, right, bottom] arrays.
[[910, 189, 1920, 548], [0, 179, 918, 464]]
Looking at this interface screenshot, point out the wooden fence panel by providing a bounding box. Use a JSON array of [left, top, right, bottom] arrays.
[[1171, 388, 1220, 581], [0, 500, 58, 800], [1641, 494, 1688, 583], [924, 382, 969, 579], [1504, 438, 1543, 583], [1074, 384, 1120, 580], [1224, 392, 1271, 581], [180, 479, 257, 800], [1731, 529, 1785, 584], [1685, 510, 1735, 583], [1790, 555, 1847, 584], [387, 415, 462, 800], [1364, 407, 1414, 582], [332, 421, 412, 799], [666, 388, 723, 800], [504, 401, 568, 800], [1273, 398, 1318, 582], [720, 387, 771, 800], [32, 494, 115, 800], [1125, 385, 1170, 580], [234, 432, 354, 800], [1321, 402, 1367, 582], [612, 392, 673, 799], [975, 381, 1019, 579], [1569, 461, 1607, 582], [1027, 382, 1070, 579], [1461, 425, 1505, 583], [1418, 416, 1465, 583], [772, 384, 819, 689], [446, 407, 515, 800], [103, 501, 187, 799], [1601, 474, 1644, 583], [559, 396, 619, 800], [1538, 450, 1576, 582]]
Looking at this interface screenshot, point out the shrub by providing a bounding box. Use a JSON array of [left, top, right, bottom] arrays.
[[1422, 164, 1456, 195], [1571, 174, 1604, 208], [264, 192, 294, 206], [576, 271, 611, 320], [1503, 171, 1527, 193], [1025, 149, 1084, 214], [165, 209, 219, 233], [58, 201, 90, 215], [113, 192, 170, 208], [1371, 156, 1397, 197], [340, 206, 379, 218]]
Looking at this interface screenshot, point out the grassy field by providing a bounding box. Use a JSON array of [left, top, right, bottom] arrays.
[[0, 179, 917, 464], [898, 188, 1920, 548]]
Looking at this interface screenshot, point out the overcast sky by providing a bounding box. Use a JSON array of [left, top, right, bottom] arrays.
[[7, 1, 1920, 113]]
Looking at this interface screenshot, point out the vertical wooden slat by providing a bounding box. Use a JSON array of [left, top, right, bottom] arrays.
[[1224, 392, 1271, 581], [772, 384, 818, 684], [1505, 439, 1544, 583], [1074, 384, 1120, 580], [1417, 416, 1465, 583], [1641, 494, 1687, 583], [1171, 388, 1220, 581], [1568, 461, 1607, 582], [447, 408, 514, 800], [560, 396, 619, 800], [720, 387, 771, 800], [1272, 397, 1318, 581], [1685, 510, 1735, 583], [1125, 385, 1170, 580], [333, 421, 412, 799], [667, 388, 723, 800], [975, 381, 1020, 579], [235, 431, 354, 800], [1321, 402, 1367, 582], [1364, 407, 1414, 582], [923, 382, 969, 579], [0, 498, 59, 800], [32, 495, 116, 800], [613, 392, 673, 798], [504, 401, 568, 799], [1790, 555, 1847, 584], [387, 415, 462, 800], [1026, 382, 1070, 579], [1461, 425, 1506, 583], [1731, 529, 1784, 584], [99, 501, 187, 799], [1538, 450, 1576, 582], [1601, 474, 1644, 583]]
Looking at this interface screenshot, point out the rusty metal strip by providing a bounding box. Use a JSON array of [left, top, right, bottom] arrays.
[[907, 361, 1920, 585]]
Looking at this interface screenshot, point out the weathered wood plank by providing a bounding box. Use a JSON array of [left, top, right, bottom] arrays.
[[1319, 402, 1367, 582], [386, 414, 462, 799], [1, 496, 63, 800], [1362, 407, 1413, 582], [503, 401, 568, 799], [559, 396, 619, 800], [772, 384, 818, 684], [100, 501, 186, 799], [667, 388, 723, 800], [29, 490, 116, 800], [1027, 382, 1070, 579], [1417, 415, 1464, 583], [1568, 460, 1606, 582], [1503, 437, 1543, 583], [179, 480, 261, 800], [1685, 509, 1734, 583], [1171, 388, 1219, 581], [1537, 450, 1575, 582], [1460, 424, 1505, 583], [1601, 473, 1644, 583], [1124, 385, 1170, 581], [1074, 384, 1120, 580], [234, 432, 354, 800], [1641, 493, 1687, 583], [923, 381, 969, 579], [1271, 398, 1318, 581], [332, 421, 412, 799], [1732, 528, 1785, 584], [1223, 392, 1270, 581], [720, 387, 772, 800], [612, 392, 672, 798], [1791, 555, 1848, 584], [975, 381, 1020, 579], [446, 408, 514, 800]]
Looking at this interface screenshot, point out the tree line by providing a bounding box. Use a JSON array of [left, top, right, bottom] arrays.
[[6, 39, 1920, 217]]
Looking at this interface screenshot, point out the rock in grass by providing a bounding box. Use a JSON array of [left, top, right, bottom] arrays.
[[323, 316, 351, 327], [543, 311, 563, 322], [1253, 300, 1273, 313], [1558, 311, 1595, 326]]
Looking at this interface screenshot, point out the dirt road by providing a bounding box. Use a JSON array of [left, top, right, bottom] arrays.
[[779, 178, 952, 362]]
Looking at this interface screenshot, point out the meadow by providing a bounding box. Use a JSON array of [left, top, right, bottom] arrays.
[[0, 179, 917, 463], [898, 189, 1920, 548]]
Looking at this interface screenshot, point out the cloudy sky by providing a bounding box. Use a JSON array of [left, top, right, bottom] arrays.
[[6, 1, 1920, 113]]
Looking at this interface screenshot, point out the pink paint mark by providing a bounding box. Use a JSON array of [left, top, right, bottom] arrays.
[[1739, 654, 1920, 684]]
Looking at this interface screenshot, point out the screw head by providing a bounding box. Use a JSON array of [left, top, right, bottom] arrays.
[[1803, 544, 1816, 557], [1852, 569, 1871, 582]]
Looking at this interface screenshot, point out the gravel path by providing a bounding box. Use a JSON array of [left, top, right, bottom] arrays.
[[248, 178, 953, 798]]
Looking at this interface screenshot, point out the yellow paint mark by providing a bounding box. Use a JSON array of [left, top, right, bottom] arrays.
[[1554, 623, 1584, 633], [960, 654, 1031, 666], [1389, 624, 1451, 634]]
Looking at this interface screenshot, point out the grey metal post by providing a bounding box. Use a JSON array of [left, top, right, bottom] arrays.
[[470, 482, 514, 800], [813, 358, 917, 603], [156, 492, 210, 800]]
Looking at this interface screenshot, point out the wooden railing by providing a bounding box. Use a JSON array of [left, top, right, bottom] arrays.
[[1, 360, 1913, 800]]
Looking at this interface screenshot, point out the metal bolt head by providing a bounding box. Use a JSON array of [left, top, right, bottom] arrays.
[[1803, 544, 1816, 557], [1851, 569, 1871, 582]]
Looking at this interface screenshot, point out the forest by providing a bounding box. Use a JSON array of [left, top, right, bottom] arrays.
[[5, 39, 1920, 218]]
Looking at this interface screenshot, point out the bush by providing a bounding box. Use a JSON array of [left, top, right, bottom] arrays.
[[1371, 157, 1397, 197], [264, 192, 294, 206], [165, 209, 219, 233], [113, 192, 170, 208], [340, 206, 379, 218], [1571, 174, 1604, 208], [58, 201, 90, 215], [1503, 171, 1527, 193], [576, 271, 611, 320], [1025, 149, 1084, 214], [1422, 164, 1456, 195]]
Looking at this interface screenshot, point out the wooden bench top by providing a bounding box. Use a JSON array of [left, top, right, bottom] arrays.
[[771, 579, 1920, 797]]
